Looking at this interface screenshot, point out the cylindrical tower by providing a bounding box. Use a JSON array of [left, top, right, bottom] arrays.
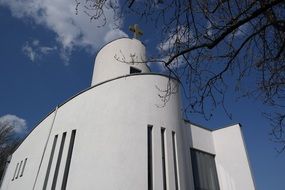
[[91, 38, 150, 86], [1, 37, 189, 190]]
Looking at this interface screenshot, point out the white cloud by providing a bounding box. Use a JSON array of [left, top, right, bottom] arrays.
[[207, 21, 249, 39], [22, 42, 37, 62], [0, 0, 128, 64], [158, 26, 193, 52], [32, 39, 40, 46], [206, 21, 213, 37], [40, 46, 57, 55], [0, 114, 28, 135], [155, 26, 193, 71], [104, 25, 128, 43], [22, 39, 57, 62]]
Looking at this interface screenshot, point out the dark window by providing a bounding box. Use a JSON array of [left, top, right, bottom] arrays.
[[16, 161, 22, 179], [12, 163, 19, 181], [172, 132, 179, 190], [43, 135, 58, 190], [147, 125, 153, 190], [191, 149, 220, 190], [130, 67, 141, 74], [20, 158, 27, 177], [61, 130, 77, 190], [161, 128, 167, 190], [51, 132, 66, 190]]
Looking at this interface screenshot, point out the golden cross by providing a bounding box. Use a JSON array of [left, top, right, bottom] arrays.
[[129, 24, 143, 39]]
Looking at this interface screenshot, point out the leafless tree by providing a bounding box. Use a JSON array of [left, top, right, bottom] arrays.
[[76, 0, 285, 151], [0, 123, 20, 181]]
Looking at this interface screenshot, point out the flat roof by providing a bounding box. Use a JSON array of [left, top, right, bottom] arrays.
[[184, 119, 241, 131]]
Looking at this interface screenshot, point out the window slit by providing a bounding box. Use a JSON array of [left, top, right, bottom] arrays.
[[51, 132, 66, 190], [61, 130, 76, 190], [161, 128, 167, 190], [172, 131, 179, 190], [16, 160, 23, 179], [147, 125, 153, 190], [12, 163, 19, 181], [20, 158, 27, 177], [43, 135, 58, 190]]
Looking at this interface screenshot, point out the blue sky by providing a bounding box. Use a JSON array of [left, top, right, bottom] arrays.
[[0, 1, 284, 189]]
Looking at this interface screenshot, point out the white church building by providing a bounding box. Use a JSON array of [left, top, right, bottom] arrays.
[[0, 37, 255, 190]]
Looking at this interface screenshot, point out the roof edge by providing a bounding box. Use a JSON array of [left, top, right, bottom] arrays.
[[12, 73, 179, 155], [184, 119, 242, 132], [184, 119, 213, 131]]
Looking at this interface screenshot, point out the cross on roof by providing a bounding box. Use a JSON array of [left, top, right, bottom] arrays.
[[129, 24, 143, 39]]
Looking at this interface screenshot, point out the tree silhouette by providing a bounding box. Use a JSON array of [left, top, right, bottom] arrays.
[[0, 123, 20, 182], [76, 0, 285, 151]]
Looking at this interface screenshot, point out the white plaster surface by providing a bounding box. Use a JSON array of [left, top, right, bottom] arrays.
[[212, 125, 256, 190], [1, 112, 55, 190], [188, 124, 215, 154], [91, 38, 150, 86]]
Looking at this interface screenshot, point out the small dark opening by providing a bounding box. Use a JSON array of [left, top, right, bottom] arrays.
[[20, 158, 27, 177], [12, 163, 19, 181], [161, 128, 167, 190], [51, 132, 66, 190], [147, 125, 153, 190], [16, 161, 23, 179], [62, 130, 77, 190], [43, 135, 58, 190], [172, 131, 179, 190], [130, 67, 141, 74]]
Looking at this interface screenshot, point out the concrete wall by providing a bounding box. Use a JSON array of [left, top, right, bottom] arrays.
[[184, 122, 255, 190], [212, 125, 256, 190], [188, 124, 215, 154], [2, 74, 189, 190], [91, 38, 150, 86], [1, 112, 55, 190], [58, 74, 186, 190], [1, 79, 256, 190], [182, 123, 216, 190]]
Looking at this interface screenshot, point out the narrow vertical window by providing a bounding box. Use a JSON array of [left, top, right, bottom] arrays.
[[15, 161, 22, 179], [61, 130, 77, 190], [147, 125, 153, 190], [20, 158, 27, 177], [172, 131, 179, 190], [51, 132, 66, 190], [12, 163, 19, 181], [43, 135, 58, 190], [161, 128, 167, 190]]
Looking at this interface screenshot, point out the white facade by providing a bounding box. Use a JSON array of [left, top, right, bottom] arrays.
[[0, 38, 255, 190]]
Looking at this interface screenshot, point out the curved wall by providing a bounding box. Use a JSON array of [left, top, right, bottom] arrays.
[[1, 112, 56, 190], [91, 38, 150, 86], [3, 74, 188, 190]]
